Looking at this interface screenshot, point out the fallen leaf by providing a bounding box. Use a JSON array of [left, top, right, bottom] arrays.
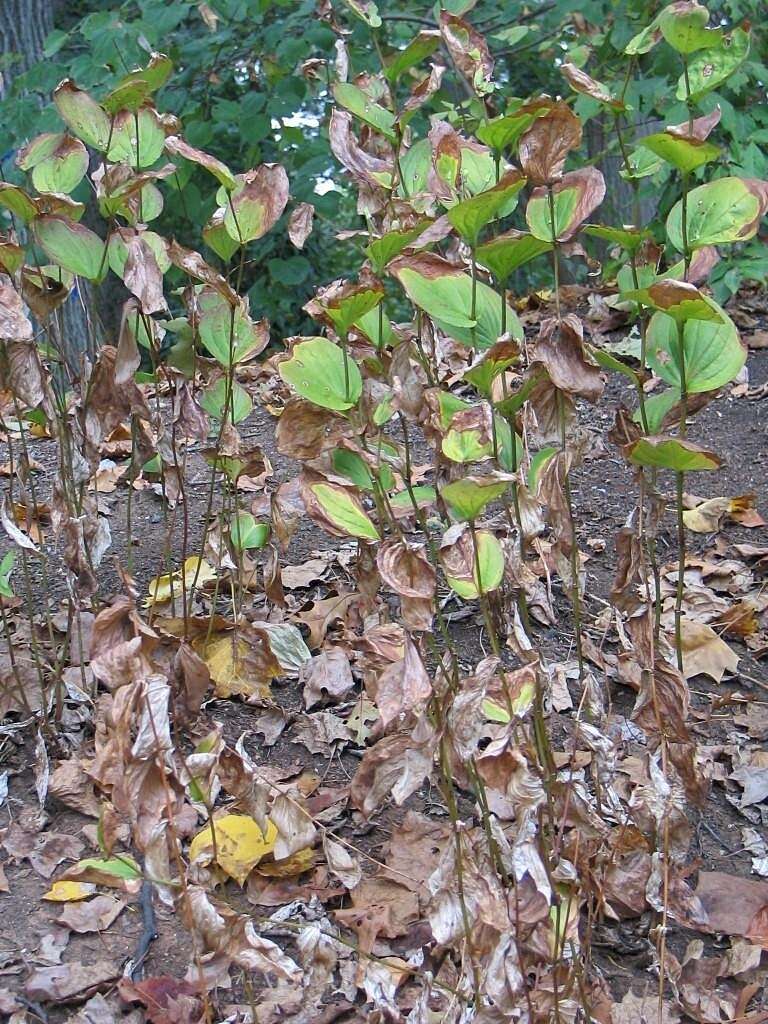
[[611, 990, 680, 1024], [679, 619, 739, 682], [301, 648, 355, 709], [145, 557, 216, 608], [189, 814, 277, 884], [696, 871, 768, 943], [683, 494, 757, 533], [42, 880, 97, 902], [25, 961, 120, 1003], [58, 894, 125, 933]]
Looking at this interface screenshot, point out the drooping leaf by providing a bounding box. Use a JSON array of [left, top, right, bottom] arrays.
[[34, 217, 107, 282], [366, 222, 431, 274], [17, 134, 88, 194], [659, 1, 721, 53], [677, 27, 749, 100], [518, 100, 582, 185], [200, 378, 252, 424], [53, 80, 111, 151], [164, 136, 236, 189], [229, 513, 269, 551], [560, 63, 625, 110], [279, 337, 362, 411], [626, 435, 722, 471], [442, 475, 509, 521], [621, 280, 725, 324], [197, 289, 269, 367], [106, 108, 166, 169], [302, 479, 380, 541], [221, 165, 290, 244], [383, 31, 441, 83], [476, 229, 552, 282], [640, 131, 719, 173], [666, 177, 768, 252], [443, 528, 505, 598]]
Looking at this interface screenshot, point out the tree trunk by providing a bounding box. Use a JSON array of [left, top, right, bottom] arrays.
[[1, 0, 94, 370]]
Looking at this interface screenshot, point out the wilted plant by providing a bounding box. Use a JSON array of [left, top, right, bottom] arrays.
[[0, 0, 763, 1016]]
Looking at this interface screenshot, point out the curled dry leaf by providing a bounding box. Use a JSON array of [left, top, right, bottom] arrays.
[[678, 618, 739, 681], [269, 793, 317, 861], [532, 314, 604, 402], [376, 539, 436, 599], [371, 634, 432, 727], [439, 12, 493, 93], [323, 833, 362, 890], [350, 717, 436, 817], [182, 885, 301, 980], [288, 202, 314, 249]]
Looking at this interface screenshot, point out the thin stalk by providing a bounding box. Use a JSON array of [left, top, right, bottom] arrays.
[[674, 320, 688, 673]]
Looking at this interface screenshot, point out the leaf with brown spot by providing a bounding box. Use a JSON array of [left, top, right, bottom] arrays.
[[376, 539, 436, 599]]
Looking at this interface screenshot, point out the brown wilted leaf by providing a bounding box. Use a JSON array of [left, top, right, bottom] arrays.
[[669, 106, 721, 141], [561, 63, 622, 109], [2, 824, 84, 877], [532, 314, 604, 402], [181, 885, 301, 980], [25, 961, 120, 1003], [275, 398, 349, 460], [439, 12, 493, 93], [519, 100, 582, 185], [695, 871, 768, 943], [123, 235, 167, 314], [611, 991, 680, 1024], [371, 634, 432, 726], [350, 718, 436, 817], [288, 202, 314, 249], [683, 494, 756, 533], [0, 277, 33, 341], [301, 648, 355, 709], [58, 894, 125, 933], [376, 539, 436, 599], [329, 109, 394, 190]]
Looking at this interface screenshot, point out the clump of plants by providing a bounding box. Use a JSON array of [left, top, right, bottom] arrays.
[[0, 0, 763, 1017]]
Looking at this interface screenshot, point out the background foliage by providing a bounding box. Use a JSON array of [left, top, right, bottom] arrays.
[[2, 0, 767, 336]]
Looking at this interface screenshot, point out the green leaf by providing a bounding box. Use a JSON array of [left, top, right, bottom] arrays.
[[309, 482, 380, 540], [365, 223, 429, 274], [464, 341, 520, 396], [390, 255, 522, 348], [528, 447, 557, 490], [107, 230, 169, 280], [677, 27, 749, 100], [35, 216, 107, 281], [621, 281, 725, 324], [626, 436, 722, 472], [354, 306, 394, 349], [646, 302, 745, 393], [659, 2, 720, 53], [0, 550, 16, 598], [442, 425, 493, 463], [447, 171, 526, 246], [18, 133, 88, 195], [583, 224, 650, 253], [200, 378, 252, 424], [476, 110, 537, 153], [221, 166, 290, 244], [0, 184, 38, 224], [619, 147, 663, 181], [73, 856, 142, 881], [197, 291, 268, 367], [589, 346, 640, 384], [279, 337, 362, 411], [446, 530, 505, 599], [229, 512, 269, 551], [442, 476, 509, 521], [632, 389, 681, 433], [640, 132, 719, 173], [383, 31, 441, 83], [476, 231, 552, 282], [389, 486, 436, 512], [53, 80, 111, 151], [666, 177, 768, 251], [339, 0, 381, 28], [106, 108, 166, 168], [332, 83, 396, 142]]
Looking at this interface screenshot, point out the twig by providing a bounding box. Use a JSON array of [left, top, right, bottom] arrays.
[[127, 880, 158, 980]]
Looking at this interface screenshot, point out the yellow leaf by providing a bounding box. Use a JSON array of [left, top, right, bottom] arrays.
[[145, 556, 216, 607], [42, 880, 96, 902], [189, 814, 277, 885], [257, 847, 315, 878], [683, 494, 756, 534], [194, 631, 274, 698]]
